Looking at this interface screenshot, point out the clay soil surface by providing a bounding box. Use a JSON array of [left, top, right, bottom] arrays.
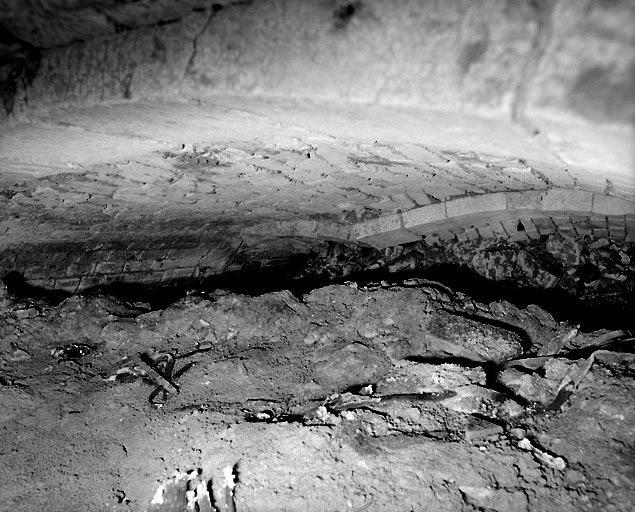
[[1, 280, 634, 511]]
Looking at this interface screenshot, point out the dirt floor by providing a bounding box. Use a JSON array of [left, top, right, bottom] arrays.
[[1, 274, 634, 512]]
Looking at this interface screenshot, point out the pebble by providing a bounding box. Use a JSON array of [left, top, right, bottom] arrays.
[[508, 428, 526, 440]]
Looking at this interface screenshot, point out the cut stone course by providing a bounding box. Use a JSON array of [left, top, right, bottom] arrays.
[[445, 193, 507, 218], [541, 189, 593, 213], [593, 195, 635, 216]]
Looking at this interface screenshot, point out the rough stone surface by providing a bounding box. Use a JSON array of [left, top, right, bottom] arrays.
[[2, 0, 634, 131]]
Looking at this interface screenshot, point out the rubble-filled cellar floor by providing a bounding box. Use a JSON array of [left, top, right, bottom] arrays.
[[1, 235, 634, 512]]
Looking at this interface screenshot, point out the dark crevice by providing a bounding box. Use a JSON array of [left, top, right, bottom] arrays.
[[347, 264, 634, 332], [2, 271, 71, 304], [2, 257, 633, 332], [2, 233, 633, 335]]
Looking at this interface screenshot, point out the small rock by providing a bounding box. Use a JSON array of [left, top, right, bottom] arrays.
[[14, 308, 38, 319], [533, 450, 566, 471], [340, 410, 356, 421], [459, 486, 494, 506], [303, 331, 320, 345], [8, 349, 31, 362], [499, 399, 525, 418], [469, 249, 517, 281], [516, 250, 560, 288], [589, 238, 609, 250], [545, 232, 582, 266], [508, 428, 526, 440], [518, 438, 533, 451], [375, 361, 486, 396], [566, 469, 587, 485], [358, 323, 378, 339]]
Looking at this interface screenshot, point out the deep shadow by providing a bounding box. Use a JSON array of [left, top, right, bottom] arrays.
[[3, 271, 71, 304], [353, 264, 635, 332], [3, 261, 633, 333]]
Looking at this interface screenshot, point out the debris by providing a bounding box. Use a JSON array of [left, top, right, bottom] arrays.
[[186, 469, 213, 512], [533, 449, 567, 471], [442, 385, 508, 416], [222, 464, 239, 512], [114, 489, 130, 505], [51, 343, 91, 361], [375, 361, 486, 396], [537, 325, 579, 356], [564, 329, 627, 352], [498, 350, 605, 410], [517, 438, 567, 471], [106, 367, 143, 383], [498, 399, 525, 419], [140, 351, 180, 404], [7, 348, 31, 362], [508, 427, 526, 440]]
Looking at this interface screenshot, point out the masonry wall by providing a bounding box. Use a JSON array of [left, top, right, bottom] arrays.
[[5, 0, 635, 128]]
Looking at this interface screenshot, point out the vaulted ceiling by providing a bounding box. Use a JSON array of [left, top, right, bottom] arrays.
[[0, 0, 633, 292]]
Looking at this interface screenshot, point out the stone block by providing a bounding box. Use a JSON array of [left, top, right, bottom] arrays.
[[464, 226, 480, 241], [476, 225, 494, 239], [402, 203, 447, 230], [530, 216, 556, 235], [572, 220, 592, 236], [22, 265, 51, 280], [593, 194, 635, 216], [446, 193, 507, 219], [506, 190, 544, 211], [95, 261, 124, 274], [501, 219, 528, 241], [357, 230, 421, 249], [541, 188, 593, 213], [609, 228, 626, 241], [589, 216, 607, 229], [551, 215, 575, 232], [66, 261, 96, 276], [151, 259, 174, 271], [160, 267, 196, 282], [175, 254, 204, 268], [435, 228, 458, 241], [355, 213, 421, 248], [105, 250, 130, 263], [488, 220, 509, 239], [354, 213, 402, 239], [53, 277, 81, 293], [517, 218, 540, 239], [454, 230, 468, 243], [123, 260, 150, 272], [77, 274, 115, 291], [27, 278, 56, 290], [423, 234, 442, 246]]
